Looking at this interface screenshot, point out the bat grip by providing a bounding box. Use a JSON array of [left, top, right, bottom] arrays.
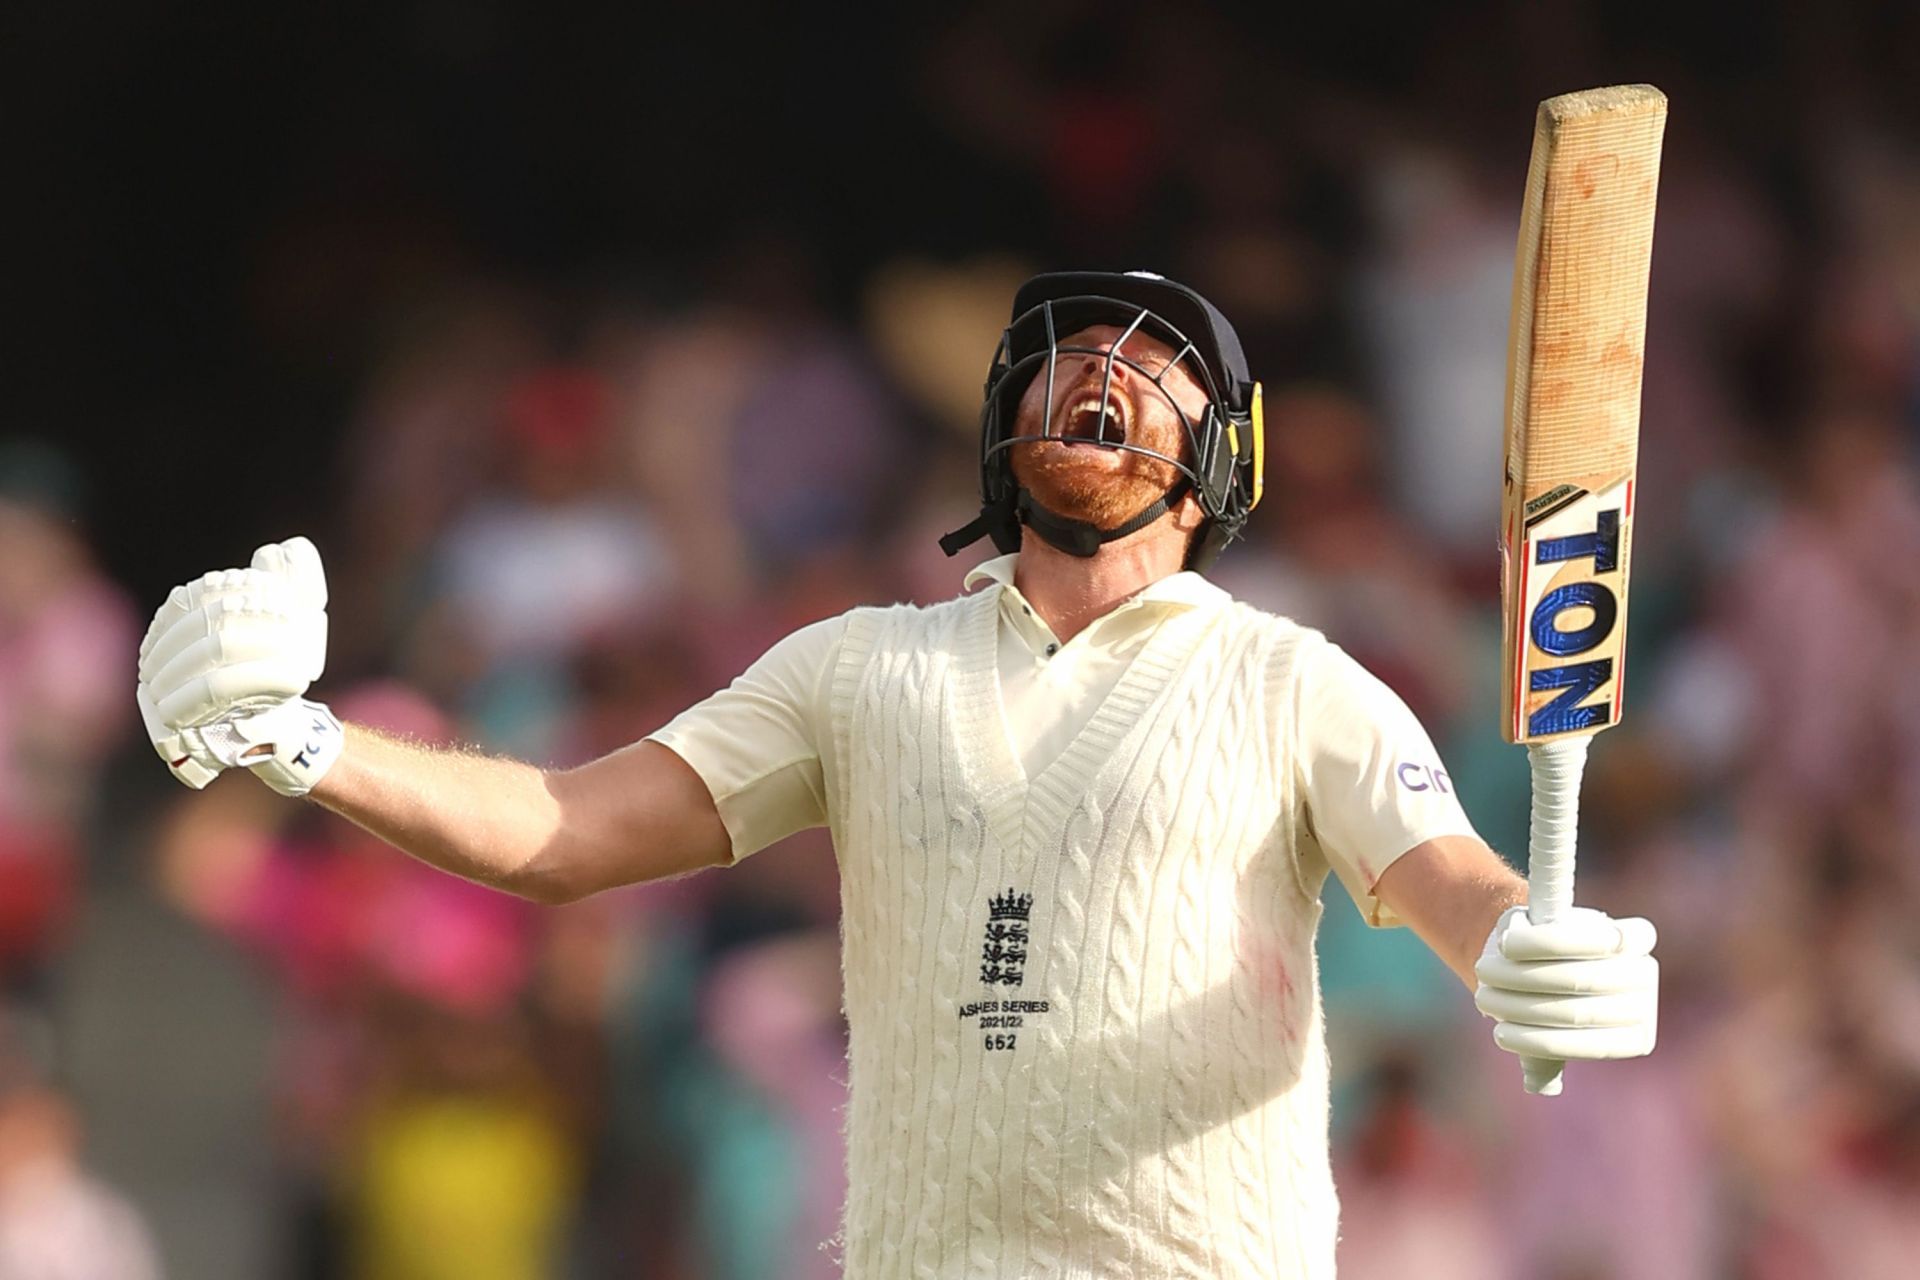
[[1520, 734, 1590, 1096]]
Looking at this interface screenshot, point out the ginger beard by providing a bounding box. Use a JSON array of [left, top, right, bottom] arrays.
[[1007, 325, 1211, 533]]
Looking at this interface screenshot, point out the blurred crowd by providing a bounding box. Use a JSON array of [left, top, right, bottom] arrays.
[[6, 3, 1920, 1278]]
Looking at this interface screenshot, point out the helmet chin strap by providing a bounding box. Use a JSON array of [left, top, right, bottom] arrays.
[[1014, 477, 1192, 558]]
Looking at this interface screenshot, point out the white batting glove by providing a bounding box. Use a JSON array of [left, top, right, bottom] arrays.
[[136, 537, 340, 796], [137, 539, 329, 725], [1474, 905, 1658, 1061]]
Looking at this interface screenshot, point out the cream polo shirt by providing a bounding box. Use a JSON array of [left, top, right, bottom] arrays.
[[647, 554, 1479, 924]]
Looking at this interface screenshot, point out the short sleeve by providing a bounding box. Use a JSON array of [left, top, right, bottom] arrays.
[[645, 615, 845, 861], [1295, 642, 1480, 927]]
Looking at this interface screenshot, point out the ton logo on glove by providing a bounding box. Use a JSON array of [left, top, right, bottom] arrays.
[[136, 536, 344, 798]]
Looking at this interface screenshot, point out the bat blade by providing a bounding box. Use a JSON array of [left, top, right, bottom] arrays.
[[1500, 85, 1666, 747]]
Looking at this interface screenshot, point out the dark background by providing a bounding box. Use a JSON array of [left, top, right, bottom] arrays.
[[14, 1, 1915, 592]]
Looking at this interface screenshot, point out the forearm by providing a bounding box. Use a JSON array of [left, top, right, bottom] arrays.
[[309, 725, 730, 904], [1432, 860, 1526, 988], [308, 725, 578, 901], [1373, 835, 1526, 988]]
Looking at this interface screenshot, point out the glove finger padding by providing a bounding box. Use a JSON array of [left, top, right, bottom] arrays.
[[154, 658, 321, 728], [141, 538, 327, 664], [144, 612, 326, 704], [249, 537, 328, 611], [1491, 1019, 1657, 1061], [139, 584, 316, 683], [1475, 950, 1657, 996], [1475, 985, 1654, 1029], [1497, 906, 1657, 961], [140, 567, 284, 660]]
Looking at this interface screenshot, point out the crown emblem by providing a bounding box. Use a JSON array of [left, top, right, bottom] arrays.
[[981, 887, 1033, 987], [988, 889, 1033, 922]]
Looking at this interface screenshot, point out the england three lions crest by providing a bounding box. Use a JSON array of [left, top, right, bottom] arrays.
[[980, 888, 1032, 987]]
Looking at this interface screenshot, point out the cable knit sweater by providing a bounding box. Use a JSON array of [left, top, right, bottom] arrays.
[[827, 586, 1335, 1280]]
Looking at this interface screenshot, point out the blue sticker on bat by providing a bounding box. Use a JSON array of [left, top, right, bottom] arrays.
[[1529, 659, 1614, 736], [1530, 581, 1618, 656], [1511, 478, 1634, 741]]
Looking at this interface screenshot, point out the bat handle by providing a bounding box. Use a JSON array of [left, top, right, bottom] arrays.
[[1520, 734, 1591, 1096]]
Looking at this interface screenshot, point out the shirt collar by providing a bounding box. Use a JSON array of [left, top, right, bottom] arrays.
[[961, 553, 1229, 612]]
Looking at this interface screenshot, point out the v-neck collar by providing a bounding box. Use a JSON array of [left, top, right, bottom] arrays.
[[948, 584, 1215, 859]]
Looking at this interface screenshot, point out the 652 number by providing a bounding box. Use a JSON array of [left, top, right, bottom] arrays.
[[983, 1033, 1017, 1052]]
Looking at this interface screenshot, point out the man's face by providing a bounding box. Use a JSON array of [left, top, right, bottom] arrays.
[[1008, 324, 1211, 530]]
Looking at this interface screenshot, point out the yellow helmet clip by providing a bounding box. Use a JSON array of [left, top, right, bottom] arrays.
[[1247, 381, 1265, 510]]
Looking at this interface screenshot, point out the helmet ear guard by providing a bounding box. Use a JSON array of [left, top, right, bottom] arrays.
[[1189, 381, 1263, 569], [1199, 381, 1264, 521]]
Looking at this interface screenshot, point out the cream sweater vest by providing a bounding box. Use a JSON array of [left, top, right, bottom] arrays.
[[827, 585, 1336, 1280]]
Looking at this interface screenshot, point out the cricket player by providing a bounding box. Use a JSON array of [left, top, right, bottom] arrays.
[[137, 272, 1658, 1278]]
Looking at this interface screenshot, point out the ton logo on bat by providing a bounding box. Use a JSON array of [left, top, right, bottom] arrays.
[[1517, 479, 1632, 739]]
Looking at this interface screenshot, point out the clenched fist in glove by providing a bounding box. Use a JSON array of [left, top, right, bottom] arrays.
[[136, 537, 343, 797], [1474, 905, 1658, 1064]]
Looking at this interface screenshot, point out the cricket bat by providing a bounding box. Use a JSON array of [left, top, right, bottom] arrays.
[[1499, 84, 1667, 1096]]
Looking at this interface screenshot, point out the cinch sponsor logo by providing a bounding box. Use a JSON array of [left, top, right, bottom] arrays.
[[1397, 762, 1452, 793]]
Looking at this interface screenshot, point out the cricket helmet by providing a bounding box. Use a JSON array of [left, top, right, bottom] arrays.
[[938, 270, 1265, 571]]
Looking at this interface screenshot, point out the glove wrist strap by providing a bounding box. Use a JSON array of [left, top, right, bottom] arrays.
[[197, 698, 344, 798]]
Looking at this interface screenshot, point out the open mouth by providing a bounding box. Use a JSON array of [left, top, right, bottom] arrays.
[[1057, 393, 1128, 445]]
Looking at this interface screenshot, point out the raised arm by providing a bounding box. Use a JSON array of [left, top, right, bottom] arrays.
[[310, 730, 730, 904], [137, 537, 731, 906], [1290, 639, 1657, 1070]]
